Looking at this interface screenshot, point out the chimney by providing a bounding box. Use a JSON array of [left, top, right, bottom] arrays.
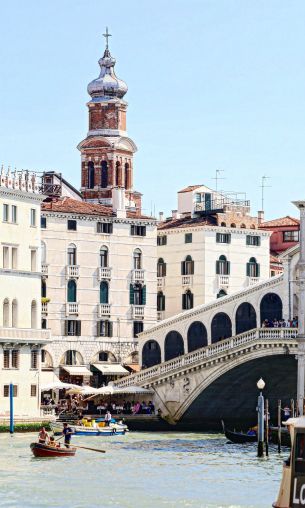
[[159, 211, 164, 222], [258, 210, 264, 224], [172, 210, 180, 220], [112, 187, 126, 218]]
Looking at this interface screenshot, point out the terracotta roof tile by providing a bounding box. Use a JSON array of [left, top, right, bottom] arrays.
[[158, 215, 217, 230], [178, 185, 203, 193], [260, 216, 300, 228]]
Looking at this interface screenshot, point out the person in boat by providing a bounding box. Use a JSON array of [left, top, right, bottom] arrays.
[[104, 410, 112, 426], [283, 406, 291, 421], [38, 427, 50, 444], [62, 422, 73, 448], [48, 436, 60, 448], [246, 428, 256, 436]]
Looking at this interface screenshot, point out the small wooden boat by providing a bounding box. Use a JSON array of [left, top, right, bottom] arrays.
[[30, 442, 76, 458], [221, 420, 257, 444]]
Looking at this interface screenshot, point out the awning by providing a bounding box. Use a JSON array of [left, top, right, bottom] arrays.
[[92, 364, 129, 376], [62, 365, 93, 376], [125, 364, 140, 372]]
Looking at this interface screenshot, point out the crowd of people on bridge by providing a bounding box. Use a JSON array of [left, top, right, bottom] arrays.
[[261, 316, 298, 328]]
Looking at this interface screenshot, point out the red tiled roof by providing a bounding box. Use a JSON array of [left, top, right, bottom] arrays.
[[178, 185, 203, 193], [158, 215, 217, 230], [260, 216, 300, 228]]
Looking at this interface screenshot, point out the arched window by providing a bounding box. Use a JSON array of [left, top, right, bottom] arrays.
[[217, 289, 227, 298], [211, 312, 232, 343], [142, 340, 161, 368], [130, 283, 146, 305], [62, 350, 83, 366], [187, 321, 207, 352], [157, 258, 166, 277], [240, 223, 246, 228], [260, 293, 283, 323], [41, 280, 47, 298], [100, 246, 108, 268], [182, 290, 193, 310], [250, 224, 256, 229], [220, 222, 226, 227], [216, 255, 230, 275], [31, 300, 37, 329], [41, 241, 46, 264], [133, 249, 142, 270], [247, 257, 260, 278], [67, 280, 77, 302], [115, 161, 120, 186], [12, 299, 18, 328], [231, 223, 236, 228], [157, 291, 165, 311], [236, 302, 257, 334], [67, 244, 77, 266], [181, 255, 194, 275], [101, 161, 108, 188], [3, 299, 9, 327], [88, 161, 95, 189], [164, 331, 184, 361], [100, 281, 109, 304], [124, 163, 129, 188]]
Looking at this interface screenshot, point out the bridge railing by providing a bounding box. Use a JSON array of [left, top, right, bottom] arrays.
[[115, 327, 298, 388]]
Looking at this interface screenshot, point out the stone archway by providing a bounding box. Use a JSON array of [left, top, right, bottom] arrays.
[[260, 293, 283, 324], [164, 331, 184, 361], [142, 340, 161, 368], [187, 322, 208, 352], [235, 302, 257, 335], [211, 313, 232, 343]]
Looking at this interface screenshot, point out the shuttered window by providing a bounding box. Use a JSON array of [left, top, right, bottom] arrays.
[[3, 350, 10, 368], [64, 320, 81, 336], [182, 291, 194, 310], [31, 350, 38, 369], [31, 385, 37, 397], [216, 256, 230, 275], [4, 385, 17, 397], [97, 320, 113, 337], [100, 281, 109, 304], [246, 235, 261, 246]]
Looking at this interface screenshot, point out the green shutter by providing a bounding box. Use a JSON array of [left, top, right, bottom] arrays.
[[76, 321, 81, 336], [64, 320, 68, 336], [190, 292, 194, 308], [130, 284, 134, 305], [246, 263, 250, 276], [108, 321, 113, 337], [246, 235, 250, 245], [257, 263, 260, 277], [100, 281, 109, 304], [142, 285, 146, 305], [97, 321, 101, 337], [181, 261, 185, 275], [216, 260, 220, 275], [228, 234, 231, 244], [227, 261, 230, 275], [163, 263, 167, 276], [190, 260, 194, 274]]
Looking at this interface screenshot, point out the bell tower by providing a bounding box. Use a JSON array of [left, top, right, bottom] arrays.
[[78, 29, 141, 212]]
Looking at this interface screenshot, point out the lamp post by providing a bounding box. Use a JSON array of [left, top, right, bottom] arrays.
[[257, 377, 265, 457], [293, 201, 305, 416]]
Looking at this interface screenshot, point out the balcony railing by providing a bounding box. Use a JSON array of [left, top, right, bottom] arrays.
[[98, 267, 112, 280], [41, 302, 48, 314], [157, 277, 165, 289], [157, 311, 164, 321], [66, 302, 79, 315], [131, 269, 145, 283], [248, 276, 260, 286], [0, 327, 51, 342], [66, 265, 79, 278], [98, 303, 111, 317], [182, 275, 193, 286], [41, 264, 49, 276], [132, 305, 145, 319], [218, 275, 230, 287]]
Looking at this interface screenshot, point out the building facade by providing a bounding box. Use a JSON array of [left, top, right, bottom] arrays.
[[0, 169, 51, 417], [259, 215, 300, 254]]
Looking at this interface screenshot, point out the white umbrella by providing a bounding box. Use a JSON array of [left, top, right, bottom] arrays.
[[115, 385, 154, 395], [40, 381, 80, 391], [66, 386, 100, 395]]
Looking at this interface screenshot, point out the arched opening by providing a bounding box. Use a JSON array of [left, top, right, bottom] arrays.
[[142, 340, 161, 368], [100, 246, 108, 268], [164, 331, 184, 361], [3, 299, 9, 327], [124, 163, 129, 189], [211, 312, 232, 343], [41, 241, 46, 264], [60, 350, 83, 366], [181, 255, 194, 275], [101, 161, 108, 188], [41, 280, 47, 298], [216, 255, 230, 275], [41, 349, 53, 369], [217, 289, 227, 298], [94, 350, 117, 363], [133, 249, 142, 269], [240, 223, 246, 228], [231, 223, 236, 228], [157, 291, 165, 311], [182, 290, 193, 310], [157, 258, 166, 277], [31, 300, 37, 329], [187, 321, 208, 352], [67, 280, 77, 303], [12, 299, 18, 328], [67, 244, 77, 266], [235, 302, 257, 334], [250, 224, 256, 229], [88, 161, 95, 189], [247, 257, 260, 278], [260, 293, 283, 324], [115, 161, 120, 186], [100, 281, 109, 304]]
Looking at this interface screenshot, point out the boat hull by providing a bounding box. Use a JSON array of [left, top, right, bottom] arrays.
[[30, 443, 76, 458], [222, 421, 257, 444], [50, 422, 126, 436]]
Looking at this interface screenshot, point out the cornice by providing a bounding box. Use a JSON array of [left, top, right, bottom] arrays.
[[41, 210, 156, 226], [0, 187, 45, 203], [158, 225, 271, 237]]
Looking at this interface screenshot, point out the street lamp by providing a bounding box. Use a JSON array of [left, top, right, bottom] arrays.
[[257, 377, 265, 457]]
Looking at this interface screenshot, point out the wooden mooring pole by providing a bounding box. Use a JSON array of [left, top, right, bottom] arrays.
[[278, 399, 281, 454], [291, 398, 295, 418]]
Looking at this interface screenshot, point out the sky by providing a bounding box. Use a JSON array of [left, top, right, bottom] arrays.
[[0, 0, 304, 220]]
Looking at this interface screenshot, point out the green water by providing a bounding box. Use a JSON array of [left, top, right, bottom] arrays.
[[0, 432, 286, 508]]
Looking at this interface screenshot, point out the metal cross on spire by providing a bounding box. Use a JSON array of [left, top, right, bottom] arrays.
[[103, 27, 112, 50]]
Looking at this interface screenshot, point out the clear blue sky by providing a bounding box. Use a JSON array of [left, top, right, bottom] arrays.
[[1, 1, 304, 219]]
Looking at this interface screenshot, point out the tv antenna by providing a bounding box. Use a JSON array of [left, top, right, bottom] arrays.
[[260, 175, 271, 213], [212, 169, 225, 193]]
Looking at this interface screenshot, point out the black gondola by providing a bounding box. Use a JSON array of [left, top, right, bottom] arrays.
[[221, 420, 257, 444]]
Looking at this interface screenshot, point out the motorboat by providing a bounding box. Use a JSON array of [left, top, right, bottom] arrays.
[[221, 420, 257, 444], [50, 419, 127, 436], [30, 442, 76, 457]]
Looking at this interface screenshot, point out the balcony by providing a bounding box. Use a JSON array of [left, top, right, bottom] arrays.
[[66, 265, 79, 278], [41, 302, 48, 314], [157, 277, 165, 289], [66, 302, 79, 316], [98, 303, 111, 317], [41, 264, 49, 277], [98, 267, 112, 280], [0, 327, 51, 344], [157, 311, 164, 321], [131, 269, 145, 283], [131, 305, 145, 319], [182, 275, 193, 286], [218, 275, 230, 287], [248, 276, 260, 286]]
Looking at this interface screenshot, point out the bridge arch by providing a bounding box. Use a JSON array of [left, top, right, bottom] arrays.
[[211, 312, 232, 343], [165, 331, 184, 361], [142, 340, 161, 368], [260, 292, 283, 324], [235, 302, 257, 334], [187, 321, 208, 352]]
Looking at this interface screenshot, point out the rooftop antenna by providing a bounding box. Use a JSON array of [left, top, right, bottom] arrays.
[[212, 169, 225, 193], [260, 175, 271, 213]]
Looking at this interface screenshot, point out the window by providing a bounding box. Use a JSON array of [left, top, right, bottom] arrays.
[[88, 161, 95, 189], [64, 320, 81, 336], [216, 255, 230, 275], [283, 231, 299, 242], [133, 321, 144, 338], [97, 222, 113, 234], [157, 236, 167, 246], [133, 249, 142, 269], [247, 257, 260, 278], [130, 284, 146, 305], [31, 249, 37, 271], [124, 163, 130, 188], [41, 280, 47, 298], [97, 320, 113, 337], [100, 281, 109, 304], [182, 290, 193, 310], [98, 352, 109, 362], [157, 258, 166, 277], [12, 247, 18, 269], [31, 385, 37, 397], [3, 350, 10, 368], [3, 299, 9, 326], [181, 256, 194, 275], [3, 385, 17, 397], [41, 217, 47, 229], [41, 318, 47, 329], [31, 350, 38, 369], [3, 204, 9, 222], [101, 161, 108, 188], [67, 244, 77, 265], [30, 209, 36, 227], [12, 206, 17, 224], [67, 219, 77, 231], [11, 350, 20, 369], [100, 246, 108, 268], [185, 233, 192, 244], [216, 232, 231, 244], [130, 225, 146, 236], [67, 280, 77, 302], [217, 289, 227, 299], [157, 291, 166, 311], [3, 246, 9, 268], [246, 235, 261, 246]]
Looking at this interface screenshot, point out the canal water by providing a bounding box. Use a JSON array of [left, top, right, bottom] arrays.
[[0, 432, 286, 508]]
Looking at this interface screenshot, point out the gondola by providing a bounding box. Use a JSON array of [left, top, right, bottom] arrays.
[[221, 420, 257, 444], [30, 442, 76, 458]]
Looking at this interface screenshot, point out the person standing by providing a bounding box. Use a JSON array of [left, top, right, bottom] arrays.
[[62, 422, 73, 448], [104, 410, 112, 426], [38, 427, 50, 444]]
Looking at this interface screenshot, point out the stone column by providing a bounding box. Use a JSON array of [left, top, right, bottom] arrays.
[[293, 201, 305, 415]]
